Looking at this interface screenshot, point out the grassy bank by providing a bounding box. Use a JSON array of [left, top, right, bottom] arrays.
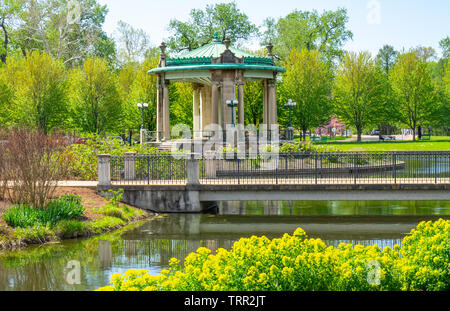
[[0, 188, 149, 250], [317, 136, 450, 151]]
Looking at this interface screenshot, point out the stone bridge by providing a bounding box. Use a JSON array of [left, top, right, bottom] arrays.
[[97, 152, 450, 213]]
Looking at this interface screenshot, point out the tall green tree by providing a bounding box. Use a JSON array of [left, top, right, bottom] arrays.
[[18, 0, 109, 65], [0, 0, 23, 63], [0, 64, 14, 125], [167, 1, 258, 52], [90, 31, 117, 67], [440, 37, 449, 60], [117, 54, 158, 140], [390, 51, 435, 140], [68, 57, 122, 134], [428, 61, 450, 131], [375, 45, 400, 132], [243, 81, 264, 127], [129, 55, 158, 132], [169, 82, 193, 128], [280, 48, 333, 140], [116, 20, 150, 65], [441, 62, 450, 128], [414, 46, 437, 62], [376, 45, 398, 76], [266, 8, 353, 63], [11, 51, 68, 134], [333, 52, 385, 142]]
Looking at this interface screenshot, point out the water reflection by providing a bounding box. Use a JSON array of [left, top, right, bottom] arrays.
[[99, 240, 112, 269], [0, 200, 449, 291]]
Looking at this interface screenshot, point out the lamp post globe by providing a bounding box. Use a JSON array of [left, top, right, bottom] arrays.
[[285, 99, 297, 140]]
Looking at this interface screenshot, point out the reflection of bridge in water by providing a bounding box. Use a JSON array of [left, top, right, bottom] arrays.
[[110, 238, 405, 269]]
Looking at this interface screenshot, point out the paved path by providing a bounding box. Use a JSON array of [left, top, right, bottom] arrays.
[[56, 181, 98, 187], [342, 135, 413, 142]]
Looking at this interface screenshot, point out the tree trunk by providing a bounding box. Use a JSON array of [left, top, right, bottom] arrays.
[[0, 21, 8, 64], [302, 127, 307, 141], [357, 127, 362, 142], [411, 128, 416, 141]]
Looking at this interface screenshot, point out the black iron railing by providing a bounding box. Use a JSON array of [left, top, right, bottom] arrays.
[[110, 154, 187, 185], [109, 151, 450, 185]]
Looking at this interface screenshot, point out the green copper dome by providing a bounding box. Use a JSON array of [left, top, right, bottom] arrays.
[[173, 33, 259, 60], [149, 33, 285, 75]]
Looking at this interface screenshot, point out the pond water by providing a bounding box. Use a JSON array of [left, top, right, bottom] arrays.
[[0, 200, 449, 291]]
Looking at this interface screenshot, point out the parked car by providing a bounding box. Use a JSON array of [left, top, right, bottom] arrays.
[[384, 136, 396, 141], [371, 129, 381, 136]]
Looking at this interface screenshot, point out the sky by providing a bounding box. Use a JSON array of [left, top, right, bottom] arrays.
[[97, 0, 450, 57]]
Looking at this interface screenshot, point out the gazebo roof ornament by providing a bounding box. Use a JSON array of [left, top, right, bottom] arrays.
[[160, 42, 166, 56], [266, 42, 273, 58], [212, 32, 222, 43], [224, 37, 231, 50]]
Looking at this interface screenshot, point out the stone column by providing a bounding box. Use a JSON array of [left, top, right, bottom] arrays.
[[268, 79, 278, 125], [204, 150, 217, 179], [221, 81, 235, 126], [263, 79, 268, 125], [98, 154, 111, 186], [163, 80, 170, 140], [186, 158, 200, 185], [205, 159, 217, 179], [238, 82, 245, 126], [193, 86, 200, 139], [124, 152, 136, 180], [156, 75, 164, 141], [211, 82, 219, 126], [200, 85, 212, 136], [221, 71, 236, 128]]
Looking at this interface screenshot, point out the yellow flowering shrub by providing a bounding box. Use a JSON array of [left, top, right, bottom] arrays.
[[96, 220, 449, 291], [398, 218, 449, 291]]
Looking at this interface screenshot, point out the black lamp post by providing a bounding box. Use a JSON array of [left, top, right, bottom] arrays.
[[226, 99, 239, 127], [137, 103, 149, 130], [285, 99, 297, 140]]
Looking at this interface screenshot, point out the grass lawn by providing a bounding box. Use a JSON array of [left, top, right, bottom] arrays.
[[317, 136, 450, 151]]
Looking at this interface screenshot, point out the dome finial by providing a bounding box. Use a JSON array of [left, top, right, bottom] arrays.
[[266, 42, 273, 57], [224, 38, 231, 50], [213, 32, 221, 43]]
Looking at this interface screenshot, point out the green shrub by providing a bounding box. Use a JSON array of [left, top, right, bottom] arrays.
[[280, 141, 341, 154], [398, 219, 449, 291], [2, 205, 41, 228], [2, 194, 84, 228], [106, 189, 124, 208], [96, 191, 140, 221], [87, 217, 125, 234], [55, 220, 87, 238], [96, 205, 124, 220], [62, 134, 160, 180], [13, 225, 55, 242]]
